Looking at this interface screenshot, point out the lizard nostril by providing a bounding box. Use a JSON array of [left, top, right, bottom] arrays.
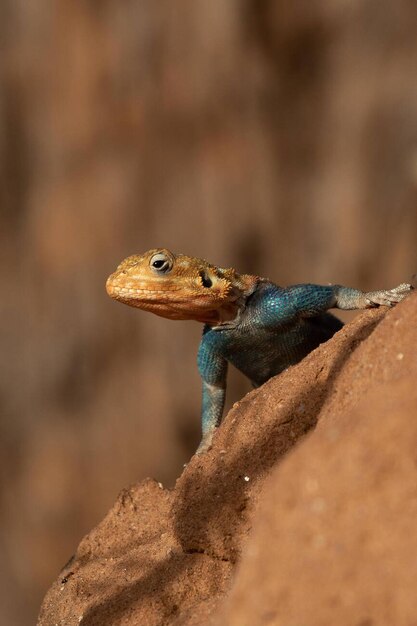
[[200, 271, 213, 288]]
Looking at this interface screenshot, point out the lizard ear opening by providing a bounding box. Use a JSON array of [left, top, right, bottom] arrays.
[[199, 271, 213, 288], [150, 252, 173, 274]]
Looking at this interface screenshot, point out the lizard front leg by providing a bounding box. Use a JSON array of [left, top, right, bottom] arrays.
[[334, 283, 413, 309], [277, 282, 413, 320], [197, 336, 228, 453]]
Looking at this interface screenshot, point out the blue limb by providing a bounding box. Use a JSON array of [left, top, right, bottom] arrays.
[[197, 333, 228, 451]]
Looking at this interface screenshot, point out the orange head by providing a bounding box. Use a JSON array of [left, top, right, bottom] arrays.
[[106, 248, 258, 325]]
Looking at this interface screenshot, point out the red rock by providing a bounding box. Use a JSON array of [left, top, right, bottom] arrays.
[[39, 294, 417, 625]]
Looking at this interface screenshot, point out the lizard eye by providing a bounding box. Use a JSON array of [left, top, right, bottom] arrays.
[[150, 252, 172, 274]]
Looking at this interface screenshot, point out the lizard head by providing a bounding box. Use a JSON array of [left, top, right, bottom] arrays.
[[106, 248, 258, 325]]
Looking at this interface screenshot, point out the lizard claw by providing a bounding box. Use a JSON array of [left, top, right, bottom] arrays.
[[365, 283, 414, 307]]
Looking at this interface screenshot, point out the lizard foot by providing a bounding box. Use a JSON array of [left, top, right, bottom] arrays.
[[196, 428, 217, 454], [364, 283, 414, 307]]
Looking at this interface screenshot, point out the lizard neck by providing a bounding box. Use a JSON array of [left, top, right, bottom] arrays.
[[206, 275, 260, 328]]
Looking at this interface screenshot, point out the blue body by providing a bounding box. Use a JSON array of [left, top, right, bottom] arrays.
[[197, 281, 345, 436]]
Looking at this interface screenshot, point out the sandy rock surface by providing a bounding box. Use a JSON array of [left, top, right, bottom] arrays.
[[39, 294, 417, 625]]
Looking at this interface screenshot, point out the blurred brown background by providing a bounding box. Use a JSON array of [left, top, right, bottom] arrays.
[[1, 1, 417, 624]]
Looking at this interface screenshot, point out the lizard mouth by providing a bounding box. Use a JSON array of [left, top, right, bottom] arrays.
[[106, 277, 175, 300]]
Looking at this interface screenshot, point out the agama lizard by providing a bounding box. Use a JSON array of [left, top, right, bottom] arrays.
[[106, 249, 413, 452]]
